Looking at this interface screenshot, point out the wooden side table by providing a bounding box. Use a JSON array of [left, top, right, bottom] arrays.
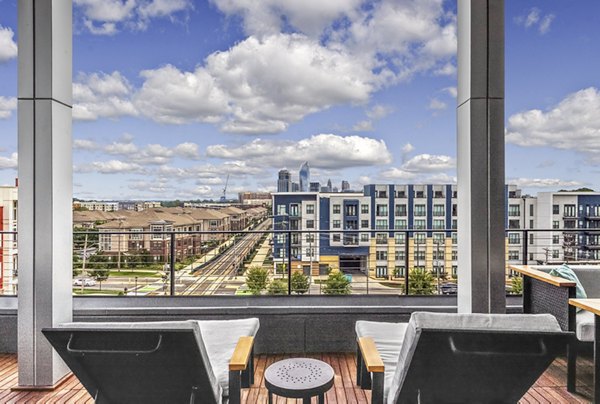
[[264, 358, 334, 404], [569, 298, 600, 403]]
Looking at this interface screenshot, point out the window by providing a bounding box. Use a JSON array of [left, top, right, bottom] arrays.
[[151, 225, 164, 239], [376, 233, 388, 244], [333, 204, 341, 214], [508, 250, 519, 260], [414, 204, 426, 216], [434, 191, 444, 198], [433, 219, 445, 230], [451, 219, 457, 229], [332, 234, 341, 242], [394, 266, 405, 277], [452, 204, 457, 216], [552, 220, 560, 229], [306, 204, 314, 214], [130, 228, 143, 240], [529, 219, 534, 229], [396, 190, 406, 198], [361, 219, 369, 229], [564, 220, 576, 229], [552, 249, 559, 259], [376, 251, 388, 260], [414, 219, 426, 230], [360, 233, 369, 242], [395, 250, 405, 261], [376, 190, 387, 198], [277, 204, 287, 215], [433, 204, 445, 217], [451, 232, 457, 245], [395, 233, 405, 244], [395, 204, 407, 216], [452, 250, 458, 261], [552, 204, 560, 215], [564, 204, 576, 217], [552, 235, 560, 244], [432, 249, 444, 260], [395, 219, 407, 229], [375, 266, 388, 278], [452, 265, 458, 276], [361, 204, 369, 214], [508, 204, 520, 217], [414, 250, 425, 260], [346, 220, 358, 229], [415, 190, 425, 198], [508, 233, 521, 245], [508, 219, 520, 229], [345, 205, 357, 216], [375, 219, 388, 230], [305, 248, 314, 257], [530, 233, 534, 245], [376, 204, 388, 216], [529, 204, 534, 216], [305, 234, 315, 242], [289, 204, 299, 216], [414, 233, 426, 244], [433, 233, 445, 244], [333, 220, 341, 229], [306, 220, 314, 229]]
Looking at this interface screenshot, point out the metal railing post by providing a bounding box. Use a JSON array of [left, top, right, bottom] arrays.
[[522, 229, 529, 265], [170, 232, 176, 296], [404, 231, 410, 295], [287, 229, 292, 295]]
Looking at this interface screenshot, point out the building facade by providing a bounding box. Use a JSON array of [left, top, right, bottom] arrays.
[[299, 162, 310, 192], [277, 170, 292, 192], [0, 185, 18, 292]]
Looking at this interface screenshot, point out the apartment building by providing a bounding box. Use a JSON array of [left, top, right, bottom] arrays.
[[0, 185, 18, 292], [272, 184, 567, 279]]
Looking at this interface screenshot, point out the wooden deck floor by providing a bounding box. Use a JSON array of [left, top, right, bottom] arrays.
[[0, 353, 594, 403]]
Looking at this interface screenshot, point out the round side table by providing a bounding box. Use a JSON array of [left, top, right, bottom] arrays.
[[264, 358, 335, 404]]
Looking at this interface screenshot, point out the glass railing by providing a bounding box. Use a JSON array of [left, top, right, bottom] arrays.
[[2, 226, 600, 297]]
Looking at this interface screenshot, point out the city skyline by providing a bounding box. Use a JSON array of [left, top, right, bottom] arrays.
[[0, 1, 599, 200]]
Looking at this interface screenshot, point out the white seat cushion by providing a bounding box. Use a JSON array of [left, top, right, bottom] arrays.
[[576, 310, 595, 342], [356, 320, 408, 403], [197, 318, 260, 397]]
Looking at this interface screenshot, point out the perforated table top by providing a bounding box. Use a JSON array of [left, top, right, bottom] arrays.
[[264, 358, 335, 399]]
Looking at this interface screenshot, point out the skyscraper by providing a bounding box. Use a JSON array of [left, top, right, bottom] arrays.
[[299, 161, 310, 192], [277, 169, 292, 192], [309, 182, 321, 192], [327, 179, 332, 192], [341, 180, 350, 191]]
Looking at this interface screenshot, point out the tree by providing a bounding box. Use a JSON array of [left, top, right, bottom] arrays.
[[89, 268, 109, 281], [510, 275, 523, 295], [291, 271, 310, 294], [267, 279, 288, 295], [408, 268, 435, 295], [323, 269, 351, 295], [245, 266, 269, 295]]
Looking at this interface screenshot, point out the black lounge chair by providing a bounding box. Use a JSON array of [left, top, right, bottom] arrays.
[[355, 312, 571, 404], [43, 318, 259, 404]]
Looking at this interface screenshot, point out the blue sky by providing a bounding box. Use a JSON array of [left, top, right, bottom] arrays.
[[0, 0, 598, 200]]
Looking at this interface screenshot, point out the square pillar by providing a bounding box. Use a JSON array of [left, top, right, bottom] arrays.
[[18, 0, 73, 387], [457, 0, 506, 313]]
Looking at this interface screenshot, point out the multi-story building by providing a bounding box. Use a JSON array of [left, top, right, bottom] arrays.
[[75, 201, 120, 211], [309, 182, 321, 192], [273, 184, 600, 280], [0, 184, 18, 292], [238, 192, 271, 206], [277, 170, 292, 192], [341, 180, 350, 192], [299, 162, 310, 192]]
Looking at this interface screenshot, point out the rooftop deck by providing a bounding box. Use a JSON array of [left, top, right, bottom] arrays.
[[0, 352, 593, 403]]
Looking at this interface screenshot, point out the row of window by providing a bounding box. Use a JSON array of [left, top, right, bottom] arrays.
[[374, 265, 458, 278], [374, 190, 457, 199]]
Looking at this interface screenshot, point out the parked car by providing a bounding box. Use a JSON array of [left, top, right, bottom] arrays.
[[73, 278, 96, 287], [440, 282, 458, 295]]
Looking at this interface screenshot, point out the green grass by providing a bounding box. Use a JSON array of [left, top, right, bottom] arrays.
[[73, 289, 122, 295]]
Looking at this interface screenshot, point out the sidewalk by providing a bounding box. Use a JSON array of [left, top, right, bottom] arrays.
[[247, 234, 272, 269]]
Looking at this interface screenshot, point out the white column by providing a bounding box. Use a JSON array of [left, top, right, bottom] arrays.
[[457, 0, 505, 313], [18, 0, 73, 387]]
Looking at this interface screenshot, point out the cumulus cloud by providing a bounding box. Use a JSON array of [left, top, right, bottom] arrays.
[[0, 26, 18, 63], [509, 178, 582, 189], [102, 139, 200, 164], [73, 72, 137, 120], [506, 87, 600, 164], [366, 104, 393, 120], [401, 143, 415, 163], [73, 139, 100, 150], [352, 120, 374, 132], [74, 0, 192, 35], [0, 96, 17, 119], [515, 8, 555, 35], [76, 160, 145, 174], [380, 153, 455, 181], [442, 86, 457, 98], [207, 134, 392, 169], [0, 152, 18, 170], [428, 98, 447, 111]]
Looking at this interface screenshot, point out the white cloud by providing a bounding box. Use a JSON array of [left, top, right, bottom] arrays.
[[366, 104, 393, 120], [0, 26, 18, 63], [352, 120, 373, 132], [73, 71, 137, 120], [515, 8, 555, 35], [73, 139, 100, 150], [379, 167, 417, 181], [103, 139, 200, 164], [0, 96, 17, 119], [76, 160, 145, 174], [442, 86, 457, 98], [0, 152, 18, 170], [381, 152, 455, 181], [509, 178, 582, 189], [74, 0, 192, 35], [506, 87, 600, 164], [207, 134, 392, 169], [428, 98, 447, 111], [401, 143, 415, 163], [402, 154, 455, 172]]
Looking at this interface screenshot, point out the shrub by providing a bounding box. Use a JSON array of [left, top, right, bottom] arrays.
[[323, 270, 351, 295], [245, 266, 269, 295], [267, 279, 288, 295], [291, 271, 310, 294], [408, 268, 435, 295], [89, 268, 110, 281], [510, 275, 523, 295]]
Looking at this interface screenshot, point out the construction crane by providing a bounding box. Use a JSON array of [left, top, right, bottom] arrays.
[[220, 175, 229, 202]]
